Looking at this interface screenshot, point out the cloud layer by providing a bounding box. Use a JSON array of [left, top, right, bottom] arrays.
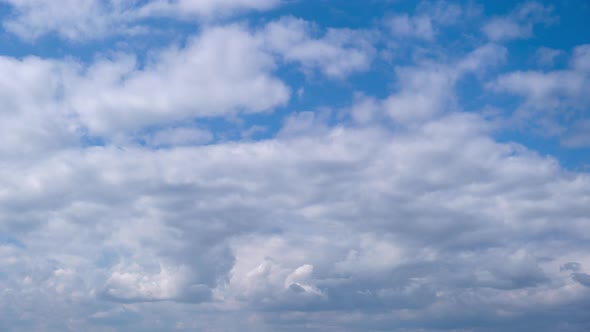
[[0, 1, 589, 331]]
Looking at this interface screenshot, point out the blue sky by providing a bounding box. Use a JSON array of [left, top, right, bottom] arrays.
[[0, 1, 589, 331]]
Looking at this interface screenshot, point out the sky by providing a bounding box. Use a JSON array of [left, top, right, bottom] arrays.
[[0, 0, 589, 331]]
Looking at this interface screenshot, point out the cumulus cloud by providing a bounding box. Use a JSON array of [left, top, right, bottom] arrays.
[[489, 44, 590, 138], [0, 18, 377, 143], [261, 16, 375, 78], [68, 24, 290, 136], [0, 24, 293, 143], [0, 56, 78, 157], [357, 43, 507, 125]]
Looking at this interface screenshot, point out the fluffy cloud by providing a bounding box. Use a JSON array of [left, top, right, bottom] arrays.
[[261, 17, 375, 78], [385, 1, 466, 41], [0, 56, 78, 157], [356, 43, 507, 125], [67, 24, 290, 136], [0, 42, 274, 149], [387, 14, 435, 40], [0, 18, 376, 143], [0, 0, 281, 40], [489, 44, 590, 137], [482, 1, 555, 41]]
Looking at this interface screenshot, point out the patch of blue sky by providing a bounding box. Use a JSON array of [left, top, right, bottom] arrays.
[[0, 234, 25, 249]]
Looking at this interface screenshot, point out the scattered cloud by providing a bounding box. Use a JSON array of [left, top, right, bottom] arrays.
[[0, 0, 281, 41], [262, 17, 376, 78], [482, 1, 555, 41], [386, 13, 435, 40], [385, 1, 470, 41], [353, 43, 507, 125], [489, 44, 590, 137], [535, 47, 564, 67]]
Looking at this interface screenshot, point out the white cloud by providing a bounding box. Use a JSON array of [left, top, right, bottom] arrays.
[[71, 24, 290, 136], [385, 1, 470, 41], [102, 263, 212, 302], [0, 0, 130, 41], [482, 2, 555, 41], [261, 17, 375, 78], [535, 47, 563, 67], [489, 44, 590, 136], [571, 44, 590, 72], [0, 0, 281, 41], [373, 44, 506, 124], [0, 24, 290, 141], [0, 56, 78, 157], [491, 70, 587, 108], [483, 17, 531, 41], [562, 119, 590, 148], [387, 14, 435, 40], [0, 111, 589, 330], [0, 18, 376, 143], [347, 93, 382, 125], [384, 65, 456, 123], [416, 0, 465, 25]]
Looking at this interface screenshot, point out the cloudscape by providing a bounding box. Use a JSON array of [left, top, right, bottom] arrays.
[[0, 1, 589, 331]]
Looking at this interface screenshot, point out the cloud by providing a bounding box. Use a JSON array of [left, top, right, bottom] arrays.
[[136, 0, 279, 19], [386, 14, 435, 40], [571, 44, 590, 72], [561, 119, 590, 148], [69, 24, 290, 136], [535, 47, 564, 67], [3, 107, 590, 331], [0, 23, 291, 142], [0, 0, 132, 41], [0, 2, 589, 332], [261, 17, 376, 78], [0, 56, 78, 157], [0, 18, 376, 143], [141, 127, 213, 147], [489, 44, 590, 137], [384, 1, 469, 41], [482, 2, 555, 41], [359, 43, 507, 125], [572, 273, 590, 288], [0, 0, 281, 41]]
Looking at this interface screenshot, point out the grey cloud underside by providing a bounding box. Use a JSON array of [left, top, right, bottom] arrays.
[[1, 114, 590, 331]]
